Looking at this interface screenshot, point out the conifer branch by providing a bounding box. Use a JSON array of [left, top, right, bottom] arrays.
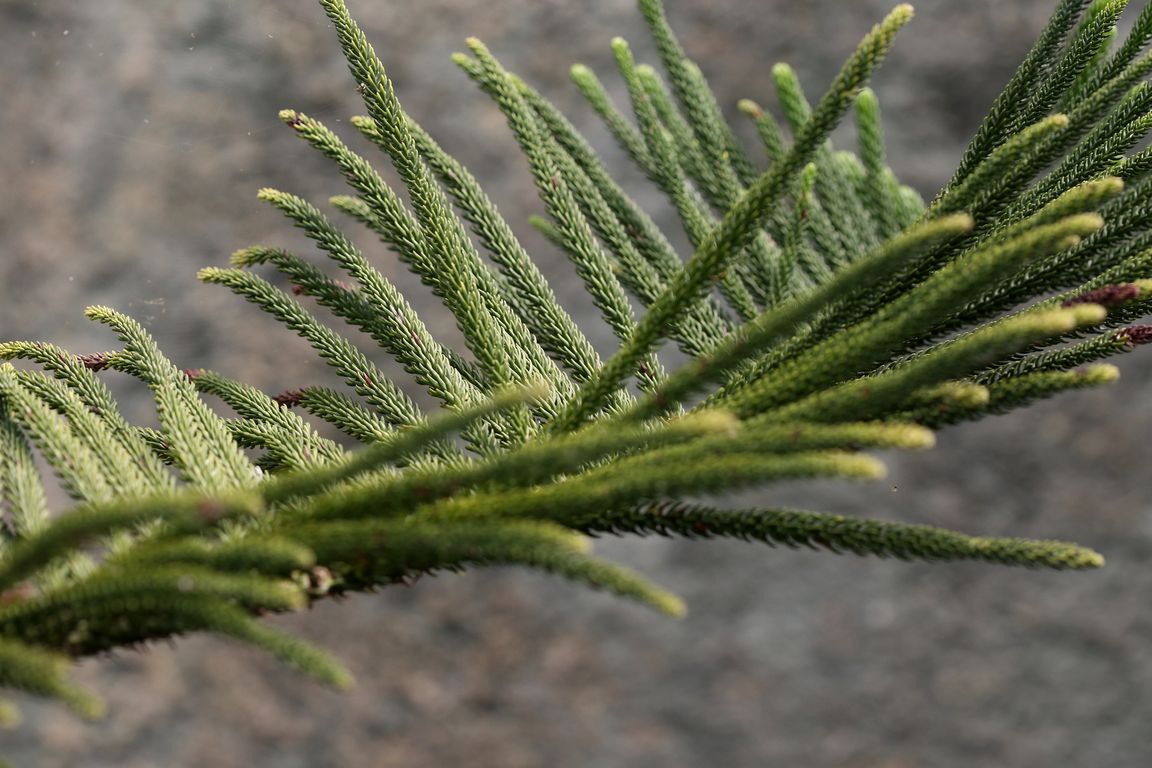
[[454, 44, 667, 393], [552, 4, 914, 432], [577, 501, 1105, 570], [911, 364, 1120, 427], [84, 306, 258, 491], [318, 0, 518, 404], [5, 0, 1152, 738], [948, 0, 1092, 189]]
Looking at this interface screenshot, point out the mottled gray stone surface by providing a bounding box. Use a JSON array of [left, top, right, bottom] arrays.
[[1, 1, 1150, 766]]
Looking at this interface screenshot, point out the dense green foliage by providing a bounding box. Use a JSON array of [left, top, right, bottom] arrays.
[[2, 0, 1152, 748]]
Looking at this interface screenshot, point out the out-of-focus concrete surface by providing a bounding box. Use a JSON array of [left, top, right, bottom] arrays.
[[1, 1, 1150, 766]]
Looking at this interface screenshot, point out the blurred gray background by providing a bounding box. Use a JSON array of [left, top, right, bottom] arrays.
[[2, 1, 1151, 766]]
